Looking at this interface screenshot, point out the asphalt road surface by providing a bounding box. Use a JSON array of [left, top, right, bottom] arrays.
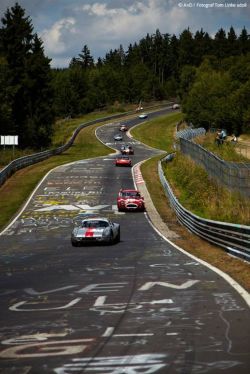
[[0, 107, 249, 374]]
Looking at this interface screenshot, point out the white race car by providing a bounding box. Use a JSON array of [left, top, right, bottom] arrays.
[[71, 217, 120, 246], [114, 134, 123, 141], [138, 113, 148, 119], [172, 104, 180, 110]]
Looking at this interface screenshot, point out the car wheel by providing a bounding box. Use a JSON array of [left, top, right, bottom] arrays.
[[71, 241, 78, 247], [109, 231, 114, 244], [116, 228, 120, 243]]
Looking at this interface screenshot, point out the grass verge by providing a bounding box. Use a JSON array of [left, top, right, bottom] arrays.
[[0, 122, 111, 230], [195, 133, 249, 162], [163, 153, 250, 224], [0, 103, 170, 227], [0, 110, 124, 168], [132, 111, 183, 151], [131, 113, 250, 291]]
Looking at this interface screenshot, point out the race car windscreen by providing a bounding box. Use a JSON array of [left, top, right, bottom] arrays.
[[82, 220, 109, 228]]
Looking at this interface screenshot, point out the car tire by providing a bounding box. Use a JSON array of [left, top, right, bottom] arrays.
[[109, 231, 114, 244], [71, 241, 78, 247], [116, 228, 120, 243]]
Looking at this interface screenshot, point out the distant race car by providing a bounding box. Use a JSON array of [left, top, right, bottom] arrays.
[[71, 217, 120, 246], [117, 189, 145, 212], [114, 134, 123, 141], [172, 103, 180, 110], [115, 155, 132, 167], [121, 145, 134, 155], [119, 124, 128, 132], [138, 113, 148, 119]]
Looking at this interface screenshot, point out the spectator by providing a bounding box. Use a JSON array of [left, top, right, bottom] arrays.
[[221, 129, 227, 140], [231, 134, 237, 143], [215, 130, 224, 145]]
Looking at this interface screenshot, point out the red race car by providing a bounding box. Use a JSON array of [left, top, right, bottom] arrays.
[[117, 189, 145, 211], [115, 155, 132, 167]]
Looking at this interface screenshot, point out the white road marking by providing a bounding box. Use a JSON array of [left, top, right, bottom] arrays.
[[76, 283, 128, 294], [54, 354, 167, 374], [138, 280, 199, 291], [0, 339, 93, 358], [9, 298, 82, 312], [24, 285, 78, 296]]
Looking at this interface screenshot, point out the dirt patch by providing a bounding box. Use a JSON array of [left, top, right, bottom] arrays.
[[235, 139, 250, 159]]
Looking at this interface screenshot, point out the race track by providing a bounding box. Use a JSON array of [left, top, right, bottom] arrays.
[[0, 107, 249, 374]]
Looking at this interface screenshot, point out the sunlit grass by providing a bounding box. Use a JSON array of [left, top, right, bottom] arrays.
[[131, 112, 183, 152], [0, 122, 111, 230], [132, 114, 250, 291], [132, 115, 250, 224], [162, 152, 250, 224], [194, 132, 249, 162], [0, 109, 125, 167]]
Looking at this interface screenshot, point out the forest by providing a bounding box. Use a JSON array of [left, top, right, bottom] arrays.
[[0, 3, 250, 148]]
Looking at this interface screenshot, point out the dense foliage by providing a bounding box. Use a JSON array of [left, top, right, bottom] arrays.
[[0, 3, 54, 148], [1, 3, 250, 150], [181, 54, 250, 134], [53, 27, 250, 135]]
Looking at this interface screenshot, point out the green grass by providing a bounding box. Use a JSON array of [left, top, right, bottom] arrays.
[[0, 122, 111, 230], [132, 113, 250, 290], [163, 153, 250, 224], [195, 133, 249, 162], [0, 102, 170, 229], [131, 113, 250, 225], [131, 112, 183, 152], [0, 110, 125, 167], [52, 110, 125, 147], [140, 155, 250, 291], [1, 108, 249, 290]]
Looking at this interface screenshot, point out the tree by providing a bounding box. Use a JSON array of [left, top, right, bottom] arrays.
[[77, 45, 94, 69], [0, 2, 34, 140], [0, 57, 13, 132], [193, 29, 212, 65], [214, 28, 228, 62], [24, 34, 54, 148], [178, 28, 195, 67], [0, 2, 54, 148], [238, 27, 250, 55], [52, 69, 80, 117], [179, 65, 197, 100], [227, 27, 238, 56]]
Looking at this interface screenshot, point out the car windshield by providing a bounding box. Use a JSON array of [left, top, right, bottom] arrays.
[[82, 220, 109, 228], [121, 191, 140, 198]]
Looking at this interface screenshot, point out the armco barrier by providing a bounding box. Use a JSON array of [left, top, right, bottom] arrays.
[[179, 137, 250, 198], [159, 160, 250, 261], [0, 103, 172, 188], [176, 127, 206, 140], [175, 127, 250, 198]]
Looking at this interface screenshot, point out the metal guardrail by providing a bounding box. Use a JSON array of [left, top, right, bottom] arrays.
[[175, 127, 250, 198], [179, 137, 250, 198], [0, 119, 92, 187], [0, 103, 171, 188], [159, 160, 250, 261], [176, 127, 206, 140]]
